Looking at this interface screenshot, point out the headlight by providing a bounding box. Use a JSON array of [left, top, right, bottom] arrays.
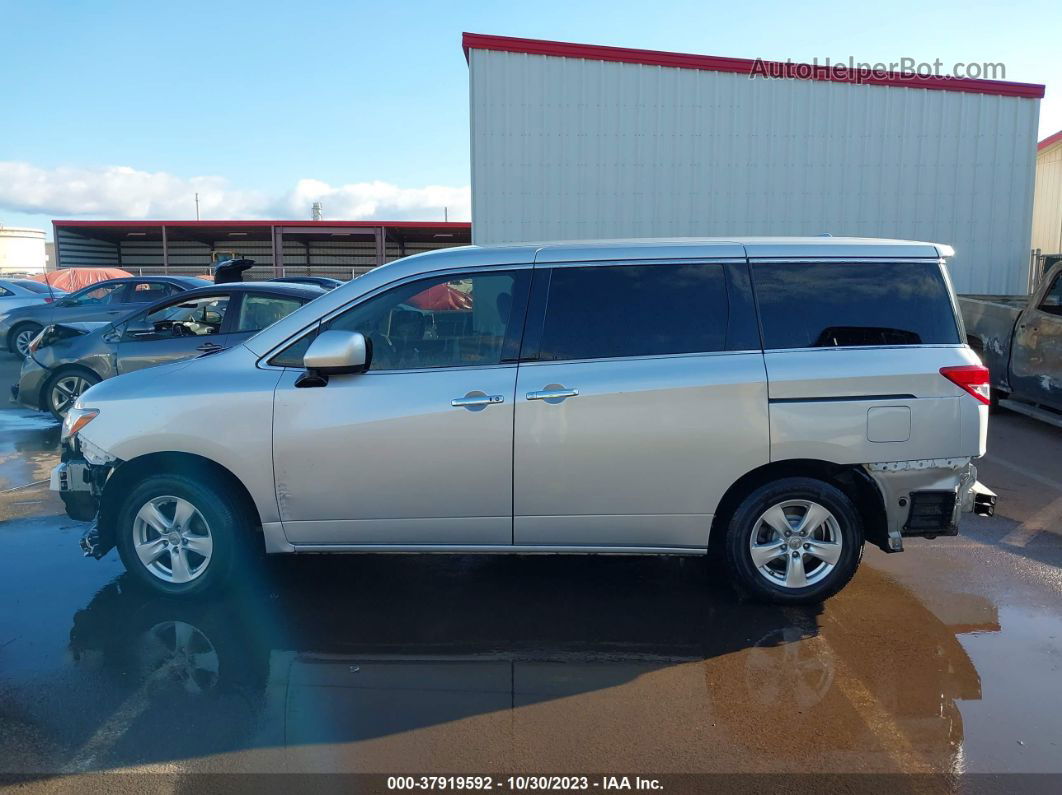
[[61, 407, 99, 443]]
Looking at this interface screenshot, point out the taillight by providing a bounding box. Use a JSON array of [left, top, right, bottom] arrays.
[[940, 365, 991, 405]]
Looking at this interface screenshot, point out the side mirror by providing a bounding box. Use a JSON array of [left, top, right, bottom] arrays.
[[302, 330, 371, 376]]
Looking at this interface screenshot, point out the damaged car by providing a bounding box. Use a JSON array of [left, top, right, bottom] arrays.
[[52, 238, 996, 604], [14, 282, 324, 419]]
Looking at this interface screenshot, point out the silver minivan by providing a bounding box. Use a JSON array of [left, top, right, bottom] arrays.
[[52, 238, 994, 603]]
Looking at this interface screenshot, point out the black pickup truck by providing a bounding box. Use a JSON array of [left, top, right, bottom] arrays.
[[960, 261, 1062, 427]]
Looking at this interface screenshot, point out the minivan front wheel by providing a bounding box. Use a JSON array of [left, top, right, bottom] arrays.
[[115, 474, 241, 597], [725, 478, 863, 604]]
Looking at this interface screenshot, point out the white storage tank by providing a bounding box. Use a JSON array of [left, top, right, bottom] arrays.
[[465, 34, 1044, 294], [0, 226, 47, 275]]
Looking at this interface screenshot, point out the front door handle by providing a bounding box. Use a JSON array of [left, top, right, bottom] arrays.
[[451, 393, 504, 409], [526, 387, 579, 401]]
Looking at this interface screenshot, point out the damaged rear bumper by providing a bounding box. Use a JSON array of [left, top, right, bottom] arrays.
[[865, 458, 995, 552]]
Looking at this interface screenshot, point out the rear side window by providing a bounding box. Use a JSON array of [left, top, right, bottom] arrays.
[[537, 263, 728, 361], [752, 261, 961, 349], [128, 282, 175, 303], [13, 280, 50, 294]]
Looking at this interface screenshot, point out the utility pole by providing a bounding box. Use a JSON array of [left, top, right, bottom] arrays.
[[195, 193, 200, 221], [444, 206, 448, 222]]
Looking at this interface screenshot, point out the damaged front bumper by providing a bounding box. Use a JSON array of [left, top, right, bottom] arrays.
[[50, 445, 116, 559], [865, 458, 996, 552]]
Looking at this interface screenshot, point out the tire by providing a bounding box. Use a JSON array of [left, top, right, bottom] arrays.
[[9, 322, 43, 357], [115, 473, 244, 598], [724, 477, 864, 605], [43, 367, 101, 420]]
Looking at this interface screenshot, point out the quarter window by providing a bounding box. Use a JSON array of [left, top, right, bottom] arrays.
[[536, 263, 728, 361], [270, 271, 526, 370], [752, 261, 961, 349]]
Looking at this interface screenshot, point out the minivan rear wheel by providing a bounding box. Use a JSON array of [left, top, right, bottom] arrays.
[[115, 473, 243, 597], [725, 477, 863, 604]]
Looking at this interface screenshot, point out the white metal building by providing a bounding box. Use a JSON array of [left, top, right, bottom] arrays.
[[1031, 131, 1062, 258], [465, 34, 1044, 294]]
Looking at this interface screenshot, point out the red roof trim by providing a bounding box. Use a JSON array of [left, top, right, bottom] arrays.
[[1039, 130, 1062, 151], [52, 220, 471, 229], [462, 33, 1045, 99]]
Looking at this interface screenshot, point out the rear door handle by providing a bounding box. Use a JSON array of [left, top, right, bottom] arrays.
[[451, 393, 504, 409], [526, 388, 579, 401], [196, 342, 224, 352]]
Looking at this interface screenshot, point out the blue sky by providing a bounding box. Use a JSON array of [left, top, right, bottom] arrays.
[[2, 0, 1060, 236]]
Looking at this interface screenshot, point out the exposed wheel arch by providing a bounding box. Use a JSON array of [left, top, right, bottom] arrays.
[[709, 459, 889, 555], [98, 452, 263, 555]]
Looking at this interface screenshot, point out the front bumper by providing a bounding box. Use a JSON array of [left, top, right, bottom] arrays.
[[865, 458, 994, 552], [50, 452, 113, 558]]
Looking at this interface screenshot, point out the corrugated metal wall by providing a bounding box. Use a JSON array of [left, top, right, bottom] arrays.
[[55, 229, 120, 268], [469, 50, 1041, 294], [1031, 142, 1062, 256], [59, 234, 468, 281]]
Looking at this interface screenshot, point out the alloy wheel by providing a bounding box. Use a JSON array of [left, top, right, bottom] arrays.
[[748, 499, 843, 589], [132, 495, 214, 584], [49, 375, 93, 417], [14, 328, 39, 357]]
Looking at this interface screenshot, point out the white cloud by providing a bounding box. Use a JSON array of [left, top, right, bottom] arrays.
[[0, 161, 470, 222], [281, 178, 469, 222]]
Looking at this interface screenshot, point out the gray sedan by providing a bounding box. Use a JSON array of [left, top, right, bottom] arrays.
[[0, 278, 67, 314], [2, 275, 208, 357], [14, 282, 323, 418]]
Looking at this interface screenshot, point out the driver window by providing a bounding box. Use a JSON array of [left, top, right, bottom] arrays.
[[67, 283, 124, 307], [270, 271, 523, 370], [122, 295, 230, 341], [1039, 274, 1062, 317]]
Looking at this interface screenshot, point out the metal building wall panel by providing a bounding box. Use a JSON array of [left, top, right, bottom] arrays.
[[469, 49, 1040, 294], [1032, 142, 1062, 258], [56, 229, 120, 269]]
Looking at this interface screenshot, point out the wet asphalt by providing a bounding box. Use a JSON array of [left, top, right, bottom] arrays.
[[0, 352, 1060, 784]]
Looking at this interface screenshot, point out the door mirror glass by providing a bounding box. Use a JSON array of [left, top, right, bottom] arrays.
[[303, 330, 370, 374]]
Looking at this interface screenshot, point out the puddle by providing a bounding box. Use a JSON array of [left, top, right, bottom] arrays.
[[0, 410, 60, 433]]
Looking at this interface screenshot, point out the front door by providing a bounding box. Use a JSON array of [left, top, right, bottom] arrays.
[[271, 268, 530, 546], [512, 261, 769, 549], [1010, 270, 1062, 412], [116, 293, 233, 374], [53, 281, 132, 324]]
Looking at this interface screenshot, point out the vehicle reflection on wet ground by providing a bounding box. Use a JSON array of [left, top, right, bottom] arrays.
[[0, 353, 1060, 779]]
